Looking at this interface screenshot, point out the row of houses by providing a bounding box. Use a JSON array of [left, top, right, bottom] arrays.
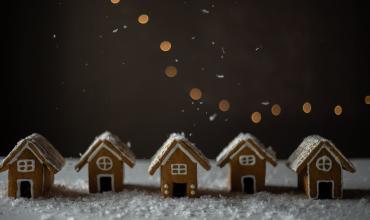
[[0, 132, 355, 199]]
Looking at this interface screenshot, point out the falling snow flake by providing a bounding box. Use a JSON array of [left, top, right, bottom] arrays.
[[191, 36, 196, 40], [261, 101, 270, 106], [209, 113, 217, 121], [201, 9, 210, 14], [216, 74, 224, 79], [112, 28, 118, 33]]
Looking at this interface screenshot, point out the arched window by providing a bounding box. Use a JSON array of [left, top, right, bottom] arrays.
[[239, 155, 255, 166], [96, 156, 113, 171], [316, 156, 332, 172]]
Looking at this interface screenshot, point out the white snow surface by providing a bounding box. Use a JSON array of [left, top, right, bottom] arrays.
[[0, 158, 369, 220]]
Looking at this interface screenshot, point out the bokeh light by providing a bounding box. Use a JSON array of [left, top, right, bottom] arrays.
[[165, 66, 177, 78], [334, 105, 343, 116], [365, 95, 370, 104], [110, 0, 120, 4], [218, 99, 231, 112], [160, 41, 172, 52], [251, 112, 262, 124], [302, 102, 312, 114], [189, 88, 202, 100], [271, 104, 281, 116], [138, 14, 149, 24]]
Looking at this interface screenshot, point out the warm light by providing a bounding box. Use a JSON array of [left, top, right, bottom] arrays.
[[189, 88, 202, 100], [165, 66, 177, 78], [365, 95, 370, 105], [334, 105, 343, 116], [218, 99, 231, 112], [110, 0, 120, 4], [302, 102, 312, 114], [271, 104, 281, 116], [251, 112, 262, 124], [138, 14, 149, 24], [160, 41, 172, 52]]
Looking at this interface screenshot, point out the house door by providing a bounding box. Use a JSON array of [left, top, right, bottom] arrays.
[[19, 180, 32, 198], [317, 182, 333, 199], [242, 177, 255, 194], [99, 176, 113, 192], [173, 183, 187, 197]]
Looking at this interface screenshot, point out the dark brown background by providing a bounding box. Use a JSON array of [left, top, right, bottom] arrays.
[[1, 0, 369, 158]]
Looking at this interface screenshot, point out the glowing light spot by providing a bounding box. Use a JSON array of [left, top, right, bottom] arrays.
[[165, 66, 177, 78], [271, 104, 281, 116], [365, 95, 370, 104], [334, 105, 343, 116], [218, 99, 231, 112], [138, 14, 149, 24], [302, 102, 312, 114], [160, 41, 172, 52], [110, 0, 120, 4], [251, 112, 262, 124], [189, 88, 202, 100]]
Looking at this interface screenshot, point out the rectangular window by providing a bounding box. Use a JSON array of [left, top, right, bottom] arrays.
[[171, 164, 187, 175], [17, 160, 35, 172], [239, 155, 256, 166]]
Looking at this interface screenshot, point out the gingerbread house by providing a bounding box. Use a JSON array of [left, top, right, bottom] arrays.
[[0, 133, 65, 198], [216, 133, 277, 193], [148, 133, 211, 198], [75, 131, 135, 193], [287, 135, 356, 199]]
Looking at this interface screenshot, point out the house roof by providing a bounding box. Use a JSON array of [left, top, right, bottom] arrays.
[[0, 133, 65, 173], [75, 131, 135, 172], [286, 135, 355, 173], [148, 133, 211, 175], [216, 133, 277, 167]]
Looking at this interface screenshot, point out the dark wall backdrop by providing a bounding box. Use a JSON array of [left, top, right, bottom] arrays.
[[1, 0, 369, 159]]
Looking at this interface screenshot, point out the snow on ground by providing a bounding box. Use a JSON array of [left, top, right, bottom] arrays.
[[0, 159, 369, 220]]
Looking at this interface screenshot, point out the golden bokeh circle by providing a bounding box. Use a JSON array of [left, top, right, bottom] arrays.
[[110, 0, 120, 4], [251, 112, 262, 124], [365, 95, 370, 105], [271, 104, 281, 116], [165, 66, 177, 78], [138, 14, 149, 24], [334, 105, 343, 116], [302, 102, 312, 114], [189, 88, 202, 100], [160, 41, 172, 52], [218, 99, 231, 112]]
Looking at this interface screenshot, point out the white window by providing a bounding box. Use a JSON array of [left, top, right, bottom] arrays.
[[316, 156, 332, 172], [17, 160, 35, 172], [171, 164, 187, 175], [239, 155, 255, 166], [96, 156, 113, 171]]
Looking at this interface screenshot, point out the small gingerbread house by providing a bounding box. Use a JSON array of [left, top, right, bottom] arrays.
[[216, 133, 277, 193], [75, 131, 135, 193], [0, 133, 65, 198], [287, 135, 355, 199], [148, 133, 211, 198]]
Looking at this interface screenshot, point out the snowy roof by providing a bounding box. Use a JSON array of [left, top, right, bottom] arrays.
[[0, 133, 65, 173], [75, 131, 135, 171], [148, 133, 211, 175], [216, 133, 277, 167], [286, 135, 356, 173]]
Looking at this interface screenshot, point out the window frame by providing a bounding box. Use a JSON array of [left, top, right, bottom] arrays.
[[316, 156, 332, 172], [239, 155, 256, 166], [17, 159, 35, 172], [96, 156, 113, 171], [171, 163, 187, 175]]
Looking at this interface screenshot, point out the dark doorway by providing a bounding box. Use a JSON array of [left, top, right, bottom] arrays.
[[19, 181, 32, 198], [317, 182, 333, 199], [99, 176, 112, 192], [173, 183, 187, 197], [242, 177, 255, 194]]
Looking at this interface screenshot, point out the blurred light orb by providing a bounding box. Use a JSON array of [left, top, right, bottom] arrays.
[[165, 66, 177, 78], [218, 99, 231, 112], [189, 88, 202, 100], [110, 0, 120, 4], [334, 105, 343, 116], [302, 102, 312, 114], [271, 104, 281, 116], [365, 95, 370, 104], [160, 41, 172, 52], [138, 14, 149, 24], [251, 112, 262, 124]]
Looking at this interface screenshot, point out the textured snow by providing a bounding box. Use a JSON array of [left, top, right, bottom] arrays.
[[0, 159, 369, 220]]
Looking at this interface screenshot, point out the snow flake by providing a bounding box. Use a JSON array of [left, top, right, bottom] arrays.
[[216, 74, 224, 79], [261, 101, 270, 106], [201, 9, 210, 14], [209, 113, 217, 121], [112, 28, 118, 33], [123, 25, 128, 29], [191, 36, 196, 40]]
